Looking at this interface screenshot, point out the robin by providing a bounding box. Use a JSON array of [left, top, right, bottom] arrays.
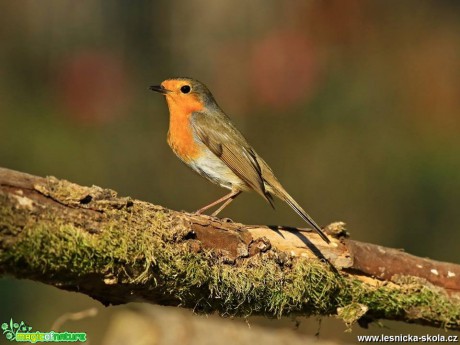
[[150, 78, 330, 244]]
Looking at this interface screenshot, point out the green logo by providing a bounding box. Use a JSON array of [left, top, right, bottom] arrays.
[[2, 319, 86, 343]]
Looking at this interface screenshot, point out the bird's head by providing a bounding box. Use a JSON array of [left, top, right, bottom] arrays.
[[150, 78, 217, 114]]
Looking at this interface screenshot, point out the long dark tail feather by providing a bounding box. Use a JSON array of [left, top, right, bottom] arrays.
[[265, 192, 276, 209], [284, 197, 330, 244]]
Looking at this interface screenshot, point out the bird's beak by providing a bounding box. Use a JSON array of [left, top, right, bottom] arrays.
[[149, 85, 171, 94]]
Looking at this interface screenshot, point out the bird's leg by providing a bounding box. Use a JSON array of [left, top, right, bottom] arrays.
[[195, 190, 241, 216], [211, 190, 242, 217]]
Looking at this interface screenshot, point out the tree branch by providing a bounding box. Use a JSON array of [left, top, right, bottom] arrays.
[[0, 167, 459, 330]]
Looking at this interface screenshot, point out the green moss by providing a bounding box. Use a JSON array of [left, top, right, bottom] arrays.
[[1, 190, 459, 329], [337, 303, 368, 328]]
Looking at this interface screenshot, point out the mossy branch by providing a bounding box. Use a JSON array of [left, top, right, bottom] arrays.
[[0, 167, 459, 330]]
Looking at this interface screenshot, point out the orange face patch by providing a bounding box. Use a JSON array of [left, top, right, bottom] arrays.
[[163, 80, 203, 114], [162, 80, 204, 160]]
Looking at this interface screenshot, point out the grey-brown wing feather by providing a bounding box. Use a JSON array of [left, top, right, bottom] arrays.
[[192, 111, 274, 207]]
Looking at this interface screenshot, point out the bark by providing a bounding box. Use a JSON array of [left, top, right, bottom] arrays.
[[0, 167, 459, 330]]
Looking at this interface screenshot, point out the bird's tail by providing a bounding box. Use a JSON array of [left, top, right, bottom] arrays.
[[274, 187, 330, 244]]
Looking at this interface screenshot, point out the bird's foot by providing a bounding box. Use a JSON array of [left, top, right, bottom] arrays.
[[192, 210, 233, 223]]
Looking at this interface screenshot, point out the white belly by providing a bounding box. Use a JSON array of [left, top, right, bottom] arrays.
[[188, 146, 248, 191]]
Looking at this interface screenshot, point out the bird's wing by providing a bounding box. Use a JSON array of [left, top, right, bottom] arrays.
[[191, 111, 274, 207]]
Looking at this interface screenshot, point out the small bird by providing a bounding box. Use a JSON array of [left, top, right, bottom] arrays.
[[150, 78, 330, 244]]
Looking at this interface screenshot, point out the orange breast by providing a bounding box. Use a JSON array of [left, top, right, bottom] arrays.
[[165, 93, 204, 161]]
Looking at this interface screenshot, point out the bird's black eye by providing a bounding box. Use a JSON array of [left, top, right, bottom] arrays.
[[180, 85, 191, 94]]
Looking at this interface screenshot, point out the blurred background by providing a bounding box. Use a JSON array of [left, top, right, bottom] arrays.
[[1, 1, 459, 343]]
